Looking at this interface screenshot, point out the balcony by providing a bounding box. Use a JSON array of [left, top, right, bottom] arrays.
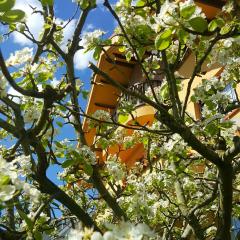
[[121, 80, 162, 107], [111, 80, 162, 124]]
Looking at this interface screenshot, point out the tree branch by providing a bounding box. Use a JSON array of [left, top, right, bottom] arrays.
[[68, 5, 95, 56], [0, 49, 45, 98], [89, 62, 223, 167]]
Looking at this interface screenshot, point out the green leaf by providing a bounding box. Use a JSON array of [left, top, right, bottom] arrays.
[[216, 18, 225, 28], [160, 83, 169, 99], [55, 151, 65, 158], [41, 0, 53, 6], [79, 0, 89, 10], [142, 137, 148, 146], [34, 231, 43, 240], [208, 18, 224, 32], [0, 175, 10, 185], [55, 141, 63, 148], [180, 5, 196, 19], [44, 23, 51, 29], [0, 9, 25, 23], [208, 19, 218, 32], [82, 90, 89, 100], [62, 159, 75, 168], [136, 47, 145, 60], [165, 169, 175, 175], [83, 164, 93, 176], [93, 47, 101, 60], [8, 22, 16, 30], [18, 209, 34, 231], [136, 0, 145, 7], [178, 29, 188, 44], [118, 114, 128, 124], [160, 29, 172, 39], [155, 32, 171, 51], [189, 17, 208, 33], [0, 0, 15, 12], [155, 29, 172, 50], [56, 121, 63, 127], [123, 0, 131, 6], [71, 150, 82, 162], [204, 123, 218, 136], [190, 95, 197, 102], [118, 46, 126, 53], [126, 51, 132, 62], [220, 25, 231, 35]]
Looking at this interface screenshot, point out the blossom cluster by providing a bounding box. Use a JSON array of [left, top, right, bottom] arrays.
[[0, 75, 8, 98], [105, 155, 126, 182], [0, 155, 40, 203], [68, 222, 155, 240], [6, 47, 33, 66], [81, 30, 106, 51], [24, 105, 41, 123], [80, 145, 97, 165], [91, 110, 112, 122]]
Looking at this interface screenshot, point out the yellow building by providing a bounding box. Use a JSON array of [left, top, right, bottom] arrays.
[[83, 0, 239, 167]]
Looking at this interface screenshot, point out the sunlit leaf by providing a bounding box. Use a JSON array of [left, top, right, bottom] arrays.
[[220, 25, 231, 35], [18, 209, 34, 231], [180, 5, 196, 19], [155, 29, 172, 50], [0, 9, 25, 23], [62, 159, 75, 168], [189, 17, 208, 33], [34, 231, 43, 240], [118, 114, 128, 124], [83, 164, 93, 176], [0, 0, 15, 12], [41, 0, 53, 6]]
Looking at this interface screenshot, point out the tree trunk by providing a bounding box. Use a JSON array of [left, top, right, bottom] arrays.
[[91, 166, 128, 220], [215, 164, 233, 240], [6, 203, 15, 231]]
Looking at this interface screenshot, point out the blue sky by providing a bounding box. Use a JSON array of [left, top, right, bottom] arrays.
[[1, 0, 116, 184]]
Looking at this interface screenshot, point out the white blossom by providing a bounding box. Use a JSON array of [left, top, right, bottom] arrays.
[[68, 222, 154, 240], [106, 156, 125, 181], [81, 30, 105, 50], [179, 0, 205, 19], [0, 155, 40, 204], [92, 110, 112, 122], [154, 0, 177, 29], [223, 39, 232, 48], [0, 76, 8, 98], [23, 105, 41, 123], [79, 145, 96, 165], [12, 155, 32, 176], [6, 47, 33, 66], [0, 184, 16, 201]]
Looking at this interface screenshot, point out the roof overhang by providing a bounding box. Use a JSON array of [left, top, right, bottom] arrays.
[[83, 47, 136, 145]]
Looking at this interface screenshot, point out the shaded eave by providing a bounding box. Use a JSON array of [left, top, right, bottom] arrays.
[[195, 1, 224, 19], [195, 0, 226, 9], [83, 46, 136, 145]]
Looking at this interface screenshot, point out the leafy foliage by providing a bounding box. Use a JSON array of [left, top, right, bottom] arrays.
[[0, 0, 240, 240], [0, 0, 25, 23]]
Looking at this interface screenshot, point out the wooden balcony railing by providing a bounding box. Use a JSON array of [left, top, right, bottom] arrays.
[[122, 80, 162, 107], [112, 80, 162, 121]]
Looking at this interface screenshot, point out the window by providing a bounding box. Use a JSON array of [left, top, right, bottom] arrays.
[[195, 84, 239, 120], [231, 218, 240, 240], [219, 84, 238, 114], [222, 84, 238, 103]]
